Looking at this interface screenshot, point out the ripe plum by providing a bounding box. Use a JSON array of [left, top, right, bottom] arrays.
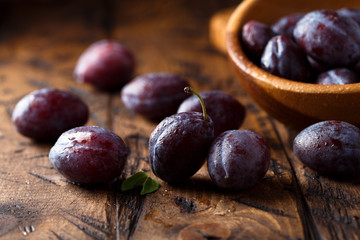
[[177, 90, 246, 137], [316, 68, 359, 85], [12, 88, 89, 141], [74, 40, 135, 90], [293, 10, 360, 67], [271, 13, 304, 36], [241, 20, 275, 62], [293, 120, 360, 177], [49, 126, 128, 184], [149, 112, 214, 183], [149, 87, 214, 183], [261, 35, 311, 82], [207, 130, 271, 190], [337, 8, 360, 26], [121, 72, 189, 121]]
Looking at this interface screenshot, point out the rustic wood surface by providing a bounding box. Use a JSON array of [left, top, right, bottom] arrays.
[[0, 0, 360, 239]]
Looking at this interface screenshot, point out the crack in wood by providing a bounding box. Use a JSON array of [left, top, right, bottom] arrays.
[[116, 192, 145, 239], [326, 220, 355, 240], [62, 215, 107, 240], [233, 198, 295, 218], [311, 207, 360, 232], [35, 164, 54, 169], [269, 119, 322, 240], [13, 148, 24, 154], [80, 215, 111, 235], [26, 154, 49, 160], [62, 210, 111, 235], [115, 131, 150, 239], [59, 178, 106, 191], [305, 183, 360, 206], [0, 176, 27, 185], [51, 230, 72, 240], [123, 133, 150, 177], [28, 172, 58, 186]]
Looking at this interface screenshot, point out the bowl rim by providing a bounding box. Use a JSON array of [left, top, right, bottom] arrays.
[[225, 0, 360, 95]]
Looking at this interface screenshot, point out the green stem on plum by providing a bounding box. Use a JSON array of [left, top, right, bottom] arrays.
[[184, 87, 207, 121]]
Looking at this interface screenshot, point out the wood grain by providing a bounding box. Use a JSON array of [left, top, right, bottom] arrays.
[[0, 0, 359, 239], [275, 121, 360, 240], [0, 1, 113, 239], [111, 1, 303, 239]]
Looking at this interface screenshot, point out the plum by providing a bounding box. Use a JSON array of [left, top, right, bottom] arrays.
[[177, 90, 245, 137], [74, 40, 135, 90], [293, 120, 360, 177], [207, 130, 271, 190], [121, 72, 189, 120], [12, 88, 89, 141], [49, 126, 128, 184]]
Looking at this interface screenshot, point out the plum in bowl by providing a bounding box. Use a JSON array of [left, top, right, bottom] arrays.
[[226, 0, 360, 129]]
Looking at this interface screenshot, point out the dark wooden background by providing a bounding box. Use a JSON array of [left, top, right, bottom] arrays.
[[0, 0, 360, 239]]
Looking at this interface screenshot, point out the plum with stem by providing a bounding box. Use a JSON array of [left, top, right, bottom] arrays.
[[177, 90, 245, 137], [149, 87, 214, 183]]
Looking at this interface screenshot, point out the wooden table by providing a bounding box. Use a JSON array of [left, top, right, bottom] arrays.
[[1, 0, 360, 239]]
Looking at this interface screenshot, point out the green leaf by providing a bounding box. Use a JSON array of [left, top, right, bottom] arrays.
[[141, 177, 160, 195], [121, 172, 148, 191], [121, 171, 160, 195]]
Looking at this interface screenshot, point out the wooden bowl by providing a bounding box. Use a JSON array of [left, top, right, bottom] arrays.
[[226, 0, 360, 130]]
